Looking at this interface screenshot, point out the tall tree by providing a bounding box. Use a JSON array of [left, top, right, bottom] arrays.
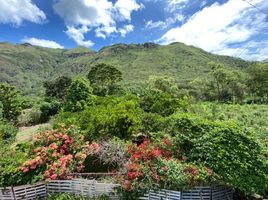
[[0, 83, 22, 122], [247, 62, 268, 102], [65, 77, 93, 112], [87, 63, 123, 96], [43, 76, 72, 100]]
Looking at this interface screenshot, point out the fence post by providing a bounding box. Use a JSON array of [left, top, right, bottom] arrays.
[[11, 186, 16, 200]]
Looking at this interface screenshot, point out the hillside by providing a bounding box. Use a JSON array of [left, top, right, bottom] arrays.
[[0, 42, 251, 96]]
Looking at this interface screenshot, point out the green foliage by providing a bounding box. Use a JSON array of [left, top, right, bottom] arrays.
[[57, 96, 141, 140], [18, 108, 42, 126], [44, 76, 72, 100], [87, 63, 123, 96], [0, 42, 250, 96], [137, 76, 188, 116], [0, 83, 22, 122], [0, 144, 28, 187], [40, 100, 61, 122], [0, 121, 18, 143], [193, 62, 248, 102], [247, 62, 268, 102], [65, 77, 94, 112], [165, 113, 268, 194], [140, 112, 165, 134]]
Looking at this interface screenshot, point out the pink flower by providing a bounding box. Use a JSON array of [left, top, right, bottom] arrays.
[[23, 168, 29, 173], [50, 174, 57, 180]]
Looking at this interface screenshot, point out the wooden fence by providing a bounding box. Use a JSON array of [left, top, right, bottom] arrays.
[[0, 179, 233, 200]]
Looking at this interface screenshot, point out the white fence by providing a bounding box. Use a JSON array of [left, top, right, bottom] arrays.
[[0, 179, 233, 200]]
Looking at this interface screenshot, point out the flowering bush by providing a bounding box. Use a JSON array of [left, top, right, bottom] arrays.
[[122, 139, 216, 192], [18, 125, 99, 181]]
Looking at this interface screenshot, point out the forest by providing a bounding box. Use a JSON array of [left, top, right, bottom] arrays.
[[0, 59, 268, 200]]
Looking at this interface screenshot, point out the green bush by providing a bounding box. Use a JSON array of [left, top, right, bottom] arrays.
[[40, 100, 61, 122], [165, 113, 268, 194], [0, 144, 28, 187], [0, 121, 18, 143], [0, 83, 22, 122], [65, 77, 94, 112], [78, 96, 141, 140], [18, 108, 42, 126]]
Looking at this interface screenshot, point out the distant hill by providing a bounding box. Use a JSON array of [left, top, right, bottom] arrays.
[[0, 42, 251, 96]]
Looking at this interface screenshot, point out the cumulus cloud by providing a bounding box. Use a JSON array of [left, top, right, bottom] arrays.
[[0, 0, 46, 26], [146, 14, 185, 30], [54, 0, 142, 46], [114, 0, 143, 21], [119, 24, 134, 37], [22, 38, 64, 49], [66, 26, 94, 47], [157, 0, 268, 60]]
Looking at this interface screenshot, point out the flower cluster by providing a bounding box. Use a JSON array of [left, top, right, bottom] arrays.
[[18, 125, 99, 181], [123, 139, 216, 191], [125, 139, 173, 191]]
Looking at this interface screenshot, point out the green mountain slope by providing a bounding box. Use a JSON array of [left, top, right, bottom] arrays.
[[0, 42, 251, 96]]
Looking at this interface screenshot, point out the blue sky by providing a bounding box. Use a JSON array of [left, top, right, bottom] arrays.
[[0, 0, 267, 60]]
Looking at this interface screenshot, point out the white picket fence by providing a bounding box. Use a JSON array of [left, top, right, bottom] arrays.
[[0, 179, 233, 200]]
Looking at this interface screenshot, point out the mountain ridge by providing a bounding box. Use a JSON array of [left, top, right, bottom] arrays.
[[0, 41, 252, 96]]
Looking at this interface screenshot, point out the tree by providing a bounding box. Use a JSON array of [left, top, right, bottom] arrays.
[[205, 62, 247, 103], [65, 77, 93, 112], [247, 62, 268, 102], [87, 63, 123, 96], [0, 83, 22, 122], [43, 76, 72, 100], [137, 76, 187, 116], [148, 76, 179, 97]]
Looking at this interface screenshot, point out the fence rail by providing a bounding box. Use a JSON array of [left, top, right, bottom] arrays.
[[0, 179, 233, 200]]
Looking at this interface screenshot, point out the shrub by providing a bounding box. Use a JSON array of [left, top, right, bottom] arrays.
[[122, 139, 215, 193], [74, 96, 142, 140], [165, 113, 268, 194], [0, 121, 18, 143], [18, 125, 99, 182], [139, 89, 181, 116], [65, 77, 94, 112], [0, 144, 27, 186], [87, 63, 123, 96], [40, 100, 61, 122], [18, 108, 42, 126], [84, 138, 130, 173], [0, 83, 22, 122]]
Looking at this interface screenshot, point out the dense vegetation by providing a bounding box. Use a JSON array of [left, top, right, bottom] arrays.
[[0, 45, 267, 200]]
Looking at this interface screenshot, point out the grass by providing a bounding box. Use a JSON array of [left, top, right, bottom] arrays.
[[16, 123, 52, 142]]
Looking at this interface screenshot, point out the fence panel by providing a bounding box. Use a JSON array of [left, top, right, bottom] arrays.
[[0, 187, 14, 200], [13, 182, 47, 200]]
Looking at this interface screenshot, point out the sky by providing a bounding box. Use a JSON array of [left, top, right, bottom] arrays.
[[0, 0, 267, 61]]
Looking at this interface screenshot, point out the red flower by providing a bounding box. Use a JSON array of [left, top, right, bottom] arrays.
[[128, 171, 136, 180]]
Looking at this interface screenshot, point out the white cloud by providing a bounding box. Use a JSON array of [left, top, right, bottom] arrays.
[[22, 38, 64, 49], [0, 0, 46, 26], [217, 40, 268, 61], [114, 0, 143, 21], [165, 0, 190, 12], [66, 26, 94, 47], [119, 24, 134, 37], [146, 14, 185, 30], [54, 0, 142, 46], [158, 0, 267, 60]]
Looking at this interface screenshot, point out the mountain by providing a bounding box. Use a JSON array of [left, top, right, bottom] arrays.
[[0, 42, 251, 96]]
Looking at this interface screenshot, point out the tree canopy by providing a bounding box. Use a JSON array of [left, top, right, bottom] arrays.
[[87, 63, 123, 96]]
